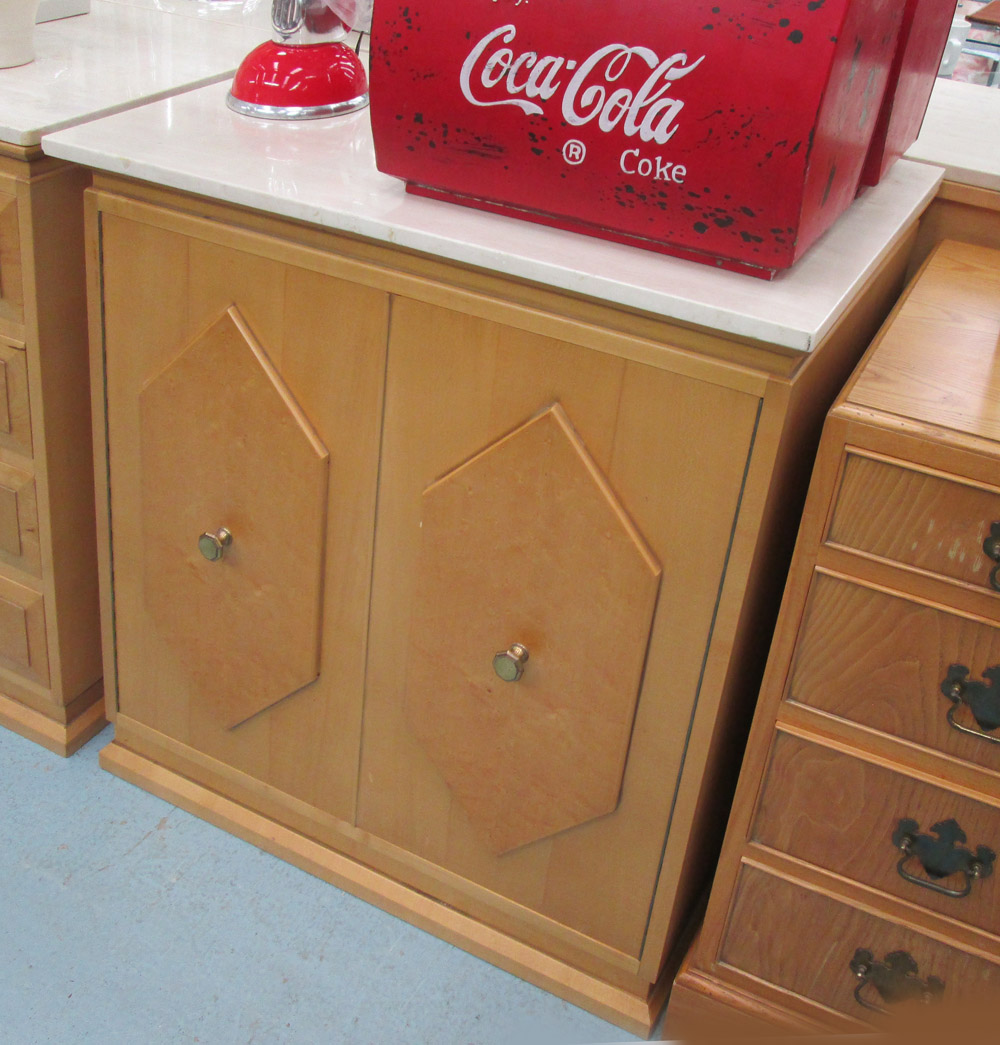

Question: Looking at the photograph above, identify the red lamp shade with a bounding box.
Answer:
[227,39,369,120]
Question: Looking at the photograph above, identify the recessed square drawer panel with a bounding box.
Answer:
[828,452,1000,598]
[0,460,39,575]
[0,184,23,332]
[789,572,1000,768]
[754,733,1000,935]
[0,337,31,457]
[0,574,48,686]
[721,865,1000,1021]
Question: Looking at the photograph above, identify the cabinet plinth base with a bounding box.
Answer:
[668,954,835,1038]
[98,737,666,1037]
[0,682,105,757]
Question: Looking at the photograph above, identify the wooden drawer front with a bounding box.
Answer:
[754,733,1000,935]
[828,453,1000,598]
[789,573,1000,768]
[721,865,1000,1021]
[0,461,40,575]
[0,574,48,685]
[0,339,31,457]
[0,186,23,331]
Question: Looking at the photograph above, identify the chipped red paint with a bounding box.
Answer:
[860,0,955,187]
[370,1,905,279]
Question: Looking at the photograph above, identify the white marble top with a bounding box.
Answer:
[905,78,1000,193]
[42,78,942,352]
[99,0,272,30]
[0,0,266,147]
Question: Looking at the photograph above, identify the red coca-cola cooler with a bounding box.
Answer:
[369,0,911,279]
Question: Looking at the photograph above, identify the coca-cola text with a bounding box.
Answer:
[460,25,705,146]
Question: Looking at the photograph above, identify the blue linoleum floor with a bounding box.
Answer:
[1,723,651,1045]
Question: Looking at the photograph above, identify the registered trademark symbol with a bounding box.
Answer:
[562,140,586,165]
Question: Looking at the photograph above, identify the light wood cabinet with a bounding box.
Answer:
[0,144,103,756]
[669,240,1000,1035]
[87,174,918,1034]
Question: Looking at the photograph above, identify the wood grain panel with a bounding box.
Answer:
[0,593,30,666]
[909,187,1000,280]
[0,338,30,457]
[668,951,832,1037]
[139,307,329,730]
[0,356,9,434]
[849,240,1000,443]
[0,574,47,685]
[100,210,387,821]
[405,404,661,854]
[0,186,23,331]
[22,160,103,705]
[360,295,760,957]
[721,865,1000,1021]
[0,481,20,556]
[789,571,1000,769]
[90,180,786,382]
[0,460,39,575]
[828,453,1000,596]
[754,733,1000,936]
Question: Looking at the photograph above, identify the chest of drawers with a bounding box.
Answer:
[669,239,1000,1032]
[0,145,102,755]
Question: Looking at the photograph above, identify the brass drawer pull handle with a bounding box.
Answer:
[849,949,945,1014]
[892,818,995,899]
[941,664,1000,745]
[198,527,233,562]
[984,522,1000,592]
[493,643,529,682]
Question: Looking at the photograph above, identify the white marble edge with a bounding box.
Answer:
[905,78,1000,194]
[0,0,266,147]
[38,77,940,353]
[42,78,943,353]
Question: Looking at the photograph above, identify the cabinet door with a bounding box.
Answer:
[99,208,387,821]
[359,297,761,964]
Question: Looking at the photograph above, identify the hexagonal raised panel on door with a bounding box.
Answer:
[140,307,329,729]
[404,404,662,855]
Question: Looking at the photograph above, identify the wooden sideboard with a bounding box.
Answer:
[0,144,103,756]
[84,172,919,1034]
[669,239,1000,1034]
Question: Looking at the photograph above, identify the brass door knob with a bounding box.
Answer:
[198,527,233,562]
[493,643,529,682]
